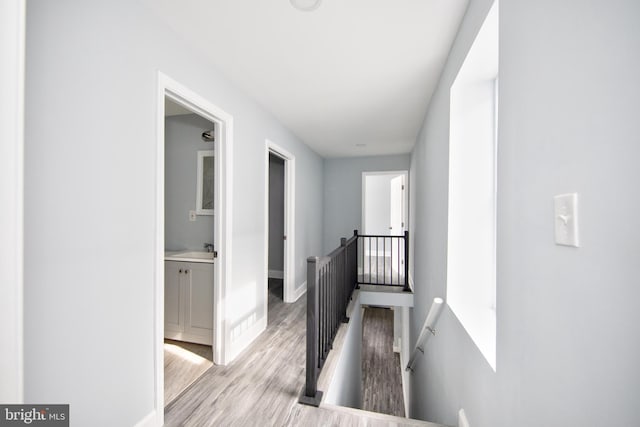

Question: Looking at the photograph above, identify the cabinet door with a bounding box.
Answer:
[164,261,184,334]
[184,262,214,339]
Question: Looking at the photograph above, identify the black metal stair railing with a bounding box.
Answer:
[299,230,358,406]
[357,231,410,291]
[299,230,410,406]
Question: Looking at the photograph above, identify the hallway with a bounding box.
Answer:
[164,291,440,426]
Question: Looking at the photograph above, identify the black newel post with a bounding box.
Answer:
[299,256,323,406]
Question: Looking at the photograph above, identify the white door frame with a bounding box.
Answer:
[0,0,25,404]
[361,170,409,236]
[264,140,296,304]
[155,72,234,423]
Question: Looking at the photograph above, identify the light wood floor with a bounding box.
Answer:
[164,289,443,427]
[362,307,405,417]
[164,339,213,405]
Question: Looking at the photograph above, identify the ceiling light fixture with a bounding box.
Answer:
[290,0,322,12]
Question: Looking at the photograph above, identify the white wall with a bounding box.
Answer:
[24,1,323,425]
[323,155,410,253]
[165,114,215,251]
[324,293,363,409]
[0,0,24,404]
[409,0,640,426]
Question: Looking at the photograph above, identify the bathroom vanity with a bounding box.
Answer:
[164,251,214,345]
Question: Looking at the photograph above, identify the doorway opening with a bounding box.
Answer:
[264,140,295,316]
[163,98,215,406]
[155,72,233,423]
[361,171,409,284]
[362,171,408,236]
[268,152,285,304]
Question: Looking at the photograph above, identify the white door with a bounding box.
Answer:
[185,262,214,340]
[164,262,183,334]
[389,175,404,235]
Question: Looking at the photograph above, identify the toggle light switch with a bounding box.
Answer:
[554,193,579,247]
[189,210,197,222]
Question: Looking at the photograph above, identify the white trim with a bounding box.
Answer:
[156,72,234,423]
[0,0,25,404]
[268,269,284,279]
[361,170,409,235]
[264,140,296,304]
[399,309,411,418]
[133,410,157,427]
[359,290,414,307]
[291,281,307,302]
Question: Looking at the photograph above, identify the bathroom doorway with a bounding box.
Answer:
[163,98,215,406]
[155,72,233,421]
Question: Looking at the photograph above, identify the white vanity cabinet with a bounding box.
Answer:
[164,260,213,345]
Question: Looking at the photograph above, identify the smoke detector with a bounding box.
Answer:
[290,0,322,12]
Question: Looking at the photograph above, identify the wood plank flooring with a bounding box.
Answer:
[361,307,405,417]
[164,289,443,427]
[164,340,213,405]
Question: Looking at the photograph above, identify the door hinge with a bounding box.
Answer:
[213,251,218,258]
[402,185,405,190]
[402,222,405,227]
[283,235,287,241]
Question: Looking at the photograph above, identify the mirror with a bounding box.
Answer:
[196,150,215,215]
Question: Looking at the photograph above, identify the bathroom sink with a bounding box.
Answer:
[165,250,214,263]
[175,251,214,260]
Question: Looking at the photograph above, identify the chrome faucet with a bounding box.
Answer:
[204,243,214,253]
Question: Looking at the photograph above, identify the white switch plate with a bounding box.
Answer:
[554,193,579,247]
[459,409,470,427]
[189,210,197,222]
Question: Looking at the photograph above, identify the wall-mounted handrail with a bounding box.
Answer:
[406,297,444,372]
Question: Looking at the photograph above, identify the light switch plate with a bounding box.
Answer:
[189,210,197,222]
[554,193,579,247]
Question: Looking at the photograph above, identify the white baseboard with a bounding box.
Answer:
[227,315,267,363]
[290,281,307,302]
[134,410,157,427]
[268,269,283,279]
[399,349,411,418]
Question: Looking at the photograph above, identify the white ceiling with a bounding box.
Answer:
[145,0,469,158]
